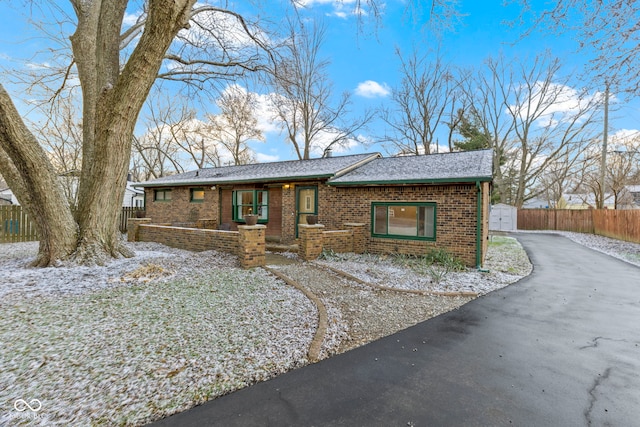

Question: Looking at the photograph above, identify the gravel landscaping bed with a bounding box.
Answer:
[269,263,474,354]
[314,235,532,296]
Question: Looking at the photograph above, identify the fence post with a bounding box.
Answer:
[237,224,266,268]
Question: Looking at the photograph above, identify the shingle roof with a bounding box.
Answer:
[328,149,493,185]
[136,150,493,188]
[136,153,381,187]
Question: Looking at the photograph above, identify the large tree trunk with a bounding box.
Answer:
[0,85,78,266]
[0,0,195,266]
[69,0,195,264]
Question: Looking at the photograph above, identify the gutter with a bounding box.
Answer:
[134,174,336,188]
[328,176,492,186]
[476,180,489,272]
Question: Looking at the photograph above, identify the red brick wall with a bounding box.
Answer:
[318,184,484,267]
[322,230,353,253]
[145,180,489,266]
[137,224,238,253]
[145,187,218,225]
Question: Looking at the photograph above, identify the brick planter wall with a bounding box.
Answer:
[127,218,152,242]
[343,223,366,254]
[238,225,266,268]
[128,223,266,269]
[135,224,238,253]
[322,230,353,253]
[298,224,325,261]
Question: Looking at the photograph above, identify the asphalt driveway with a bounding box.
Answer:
[150,233,640,426]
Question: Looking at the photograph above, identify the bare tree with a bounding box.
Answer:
[460,58,517,202]
[207,85,263,165]
[27,93,84,210]
[269,19,372,160]
[462,54,601,207]
[519,1,640,95]
[381,49,455,155]
[0,0,454,266]
[501,54,601,207]
[0,1,275,266]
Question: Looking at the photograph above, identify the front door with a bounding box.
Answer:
[295,186,317,237]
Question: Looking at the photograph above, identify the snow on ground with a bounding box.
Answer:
[1,231,637,426]
[315,235,533,295]
[0,242,316,426]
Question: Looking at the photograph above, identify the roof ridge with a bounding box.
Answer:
[196,152,381,171]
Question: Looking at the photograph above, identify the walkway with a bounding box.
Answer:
[150,233,640,426]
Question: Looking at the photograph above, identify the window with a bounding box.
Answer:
[190,188,205,202]
[371,202,436,240]
[154,189,172,202]
[232,190,268,222]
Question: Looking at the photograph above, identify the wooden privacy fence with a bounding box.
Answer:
[518,209,640,244]
[119,207,145,233]
[0,206,38,243]
[1,206,145,243]
[593,210,640,244]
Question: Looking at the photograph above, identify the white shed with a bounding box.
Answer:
[490,203,518,232]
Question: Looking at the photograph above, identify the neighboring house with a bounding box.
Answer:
[625,185,640,208]
[124,181,145,208]
[0,178,144,209]
[522,197,551,209]
[557,193,616,209]
[0,187,18,205]
[137,150,493,268]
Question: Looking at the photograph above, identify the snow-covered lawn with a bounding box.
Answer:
[0,243,315,426]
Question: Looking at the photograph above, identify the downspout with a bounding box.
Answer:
[476,181,489,272]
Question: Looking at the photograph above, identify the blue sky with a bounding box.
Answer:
[0,0,639,165]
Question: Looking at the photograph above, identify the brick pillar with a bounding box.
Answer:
[298,224,325,261]
[127,218,152,242]
[344,223,366,254]
[238,224,266,268]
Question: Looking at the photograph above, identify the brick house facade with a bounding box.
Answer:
[138,150,493,267]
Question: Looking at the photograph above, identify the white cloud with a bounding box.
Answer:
[508,82,601,128]
[122,12,141,26]
[294,0,365,19]
[610,129,640,151]
[355,80,391,98]
[255,152,280,163]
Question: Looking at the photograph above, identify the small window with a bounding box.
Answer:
[371,202,436,240]
[232,190,269,222]
[154,189,172,202]
[190,188,205,202]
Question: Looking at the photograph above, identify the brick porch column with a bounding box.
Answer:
[238,224,266,268]
[298,224,325,261]
[344,222,366,254]
[127,218,152,242]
